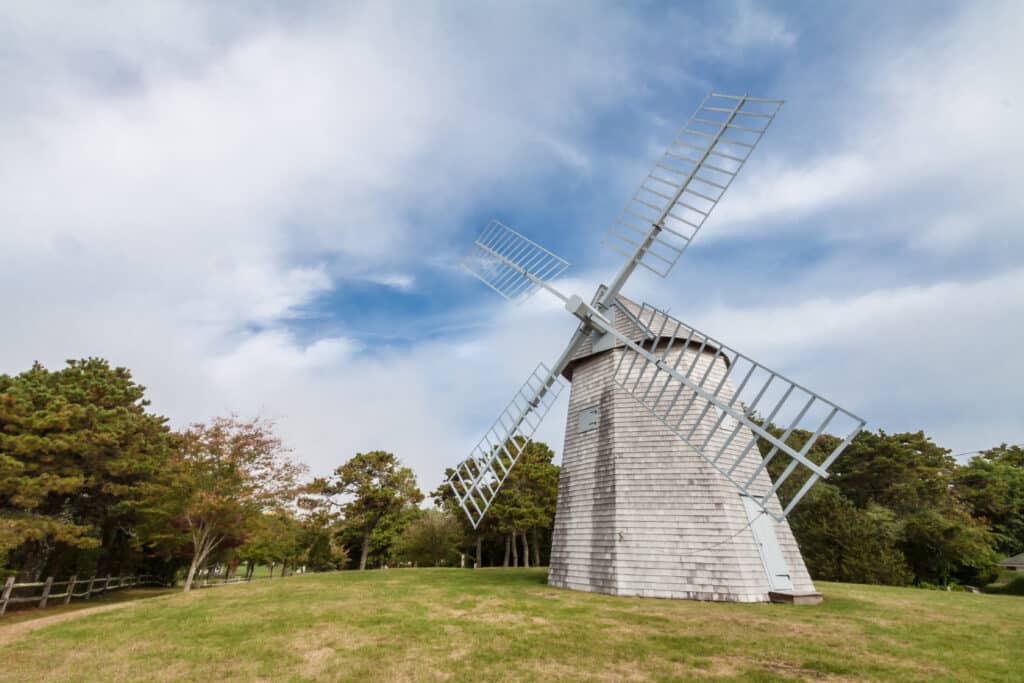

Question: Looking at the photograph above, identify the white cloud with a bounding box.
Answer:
[211,331,359,383]
[909,214,978,253]
[0,1,654,488]
[713,153,873,231]
[363,274,416,292]
[198,300,576,489]
[672,267,1024,453]
[727,0,797,50]
[712,1,1024,251]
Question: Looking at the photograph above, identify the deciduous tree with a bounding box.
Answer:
[787,483,913,585]
[432,467,497,568]
[762,426,1000,586]
[140,416,304,591]
[954,443,1024,557]
[299,509,349,572]
[397,509,463,566]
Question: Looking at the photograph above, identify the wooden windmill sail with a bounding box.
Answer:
[448,93,865,602]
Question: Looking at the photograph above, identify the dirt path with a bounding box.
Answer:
[0,601,139,646]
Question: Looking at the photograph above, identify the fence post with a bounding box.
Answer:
[103,574,112,594]
[39,576,54,608]
[0,576,14,617]
[85,575,96,600]
[64,575,77,605]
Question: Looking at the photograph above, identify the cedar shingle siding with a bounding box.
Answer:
[548,296,815,602]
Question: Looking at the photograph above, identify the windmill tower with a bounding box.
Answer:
[447,93,865,603]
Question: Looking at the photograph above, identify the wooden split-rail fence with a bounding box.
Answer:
[0,572,252,617]
[0,574,159,617]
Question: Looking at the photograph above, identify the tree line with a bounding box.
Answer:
[2,358,1019,592]
[0,359,558,590]
[432,438,559,569]
[0,359,316,590]
[763,427,1022,588]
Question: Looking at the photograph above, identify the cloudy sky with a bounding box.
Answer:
[2,1,1021,489]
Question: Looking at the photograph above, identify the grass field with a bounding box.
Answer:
[2,568,1021,682]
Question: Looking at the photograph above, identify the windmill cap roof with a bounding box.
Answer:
[562,293,720,380]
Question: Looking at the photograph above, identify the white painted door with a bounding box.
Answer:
[741,496,794,591]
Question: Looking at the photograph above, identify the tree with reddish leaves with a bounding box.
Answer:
[140,416,305,591]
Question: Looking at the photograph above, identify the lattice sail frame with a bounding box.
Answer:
[448,363,567,528]
[463,220,570,303]
[611,302,866,521]
[605,93,782,278]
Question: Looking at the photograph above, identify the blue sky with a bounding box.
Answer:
[1,1,1021,487]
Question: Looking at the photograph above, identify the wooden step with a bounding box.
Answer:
[769,590,823,605]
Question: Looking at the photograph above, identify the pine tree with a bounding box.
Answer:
[0,359,173,580]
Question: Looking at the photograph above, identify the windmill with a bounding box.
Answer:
[448,92,865,602]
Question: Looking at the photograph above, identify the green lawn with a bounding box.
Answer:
[2,568,1021,682]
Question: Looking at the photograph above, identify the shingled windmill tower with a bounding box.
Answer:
[447,93,865,602]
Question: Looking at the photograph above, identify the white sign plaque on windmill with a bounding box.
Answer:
[448,92,865,603]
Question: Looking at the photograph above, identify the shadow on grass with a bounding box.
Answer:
[445,567,550,587]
